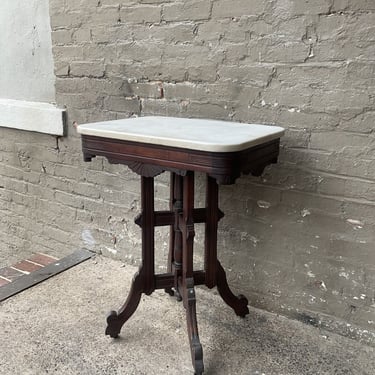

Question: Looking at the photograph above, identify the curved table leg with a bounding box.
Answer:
[216,260,249,317]
[106,176,156,338]
[184,278,204,375]
[181,172,204,375]
[105,268,144,338]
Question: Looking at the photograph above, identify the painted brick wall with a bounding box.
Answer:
[1,0,374,345]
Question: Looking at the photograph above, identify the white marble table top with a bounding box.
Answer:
[77,116,284,152]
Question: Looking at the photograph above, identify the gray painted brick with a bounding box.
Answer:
[120,5,161,23]
[51,30,73,45]
[134,24,196,44]
[122,82,164,99]
[140,0,171,3]
[50,11,86,29]
[309,132,372,152]
[54,61,70,77]
[116,42,163,63]
[70,61,105,78]
[212,0,265,18]
[72,28,92,43]
[217,65,275,87]
[90,7,120,25]
[53,46,85,61]
[103,96,141,113]
[333,0,375,11]
[163,1,211,22]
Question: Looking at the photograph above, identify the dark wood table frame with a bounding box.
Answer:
[81,134,281,374]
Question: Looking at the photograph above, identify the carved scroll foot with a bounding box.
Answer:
[164,287,174,296]
[164,287,183,301]
[191,336,204,375]
[105,310,121,338]
[184,278,204,375]
[175,288,183,302]
[216,261,249,317]
[105,269,144,338]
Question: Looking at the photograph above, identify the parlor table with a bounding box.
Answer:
[77,116,284,374]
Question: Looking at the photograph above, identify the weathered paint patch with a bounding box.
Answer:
[301,208,311,217]
[81,229,96,250]
[104,246,117,255]
[257,200,271,209]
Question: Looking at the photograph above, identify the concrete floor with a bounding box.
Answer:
[0,255,374,375]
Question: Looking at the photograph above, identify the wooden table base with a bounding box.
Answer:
[105,172,249,375]
[78,117,283,374]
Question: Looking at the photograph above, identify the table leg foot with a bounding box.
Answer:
[184,278,204,375]
[105,310,121,338]
[105,269,144,338]
[216,261,249,317]
[174,287,183,302]
[176,292,183,302]
[165,287,183,301]
[164,287,174,296]
[191,336,204,375]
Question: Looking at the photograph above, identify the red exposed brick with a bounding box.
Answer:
[0,267,24,281]
[27,253,59,266]
[0,277,10,287]
[12,260,43,274]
